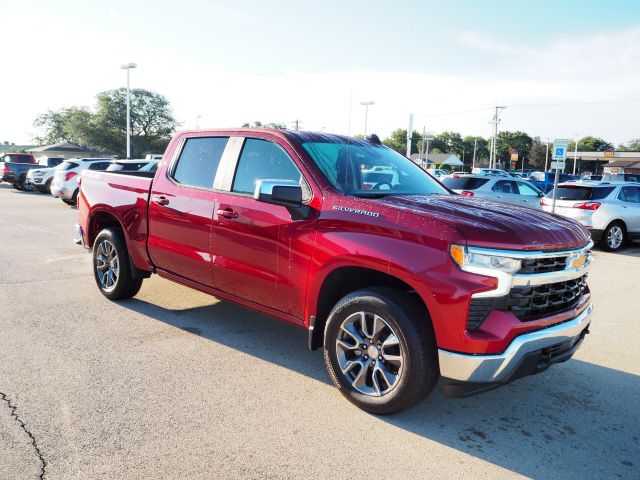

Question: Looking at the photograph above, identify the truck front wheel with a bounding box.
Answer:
[92,228,143,300]
[323,288,438,414]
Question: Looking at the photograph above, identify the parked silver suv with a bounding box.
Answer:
[542,182,640,251]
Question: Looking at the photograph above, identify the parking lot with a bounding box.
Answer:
[0,183,638,480]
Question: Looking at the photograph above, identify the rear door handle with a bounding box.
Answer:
[152,195,170,206]
[217,208,238,219]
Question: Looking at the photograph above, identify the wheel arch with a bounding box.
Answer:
[88,210,151,280]
[308,265,432,350]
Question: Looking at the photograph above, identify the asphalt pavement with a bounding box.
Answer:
[0,183,638,480]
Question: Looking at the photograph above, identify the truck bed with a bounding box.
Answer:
[78,170,154,272]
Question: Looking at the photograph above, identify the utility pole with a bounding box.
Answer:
[488,106,505,169]
[421,126,426,168]
[406,114,413,157]
[472,138,477,170]
[544,137,550,172]
[572,133,579,175]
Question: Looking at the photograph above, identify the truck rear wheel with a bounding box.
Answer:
[323,288,438,414]
[93,228,143,300]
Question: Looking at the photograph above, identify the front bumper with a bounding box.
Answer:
[439,303,592,396]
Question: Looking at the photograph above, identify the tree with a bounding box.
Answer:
[33,88,177,156]
[528,137,548,168]
[33,107,93,145]
[382,129,422,154]
[432,131,464,155]
[618,138,640,151]
[496,131,533,165]
[462,136,489,165]
[568,136,614,152]
[241,121,286,129]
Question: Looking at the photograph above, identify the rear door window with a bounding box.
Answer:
[441,177,489,190]
[492,180,517,194]
[172,137,229,189]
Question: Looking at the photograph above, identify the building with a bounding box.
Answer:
[26,142,116,159]
[570,151,640,174]
[410,153,463,169]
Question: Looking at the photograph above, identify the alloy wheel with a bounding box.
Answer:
[95,240,119,291]
[335,311,404,397]
[607,225,624,250]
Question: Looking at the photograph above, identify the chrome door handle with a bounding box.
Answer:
[217,208,238,219]
[152,195,170,206]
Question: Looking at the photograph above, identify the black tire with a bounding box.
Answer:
[13,181,22,191]
[600,221,626,252]
[43,179,52,194]
[93,228,143,300]
[323,287,438,415]
[17,175,27,190]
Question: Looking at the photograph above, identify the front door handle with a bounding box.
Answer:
[217,208,238,219]
[152,195,170,206]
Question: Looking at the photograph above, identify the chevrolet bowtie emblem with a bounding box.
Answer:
[567,253,587,269]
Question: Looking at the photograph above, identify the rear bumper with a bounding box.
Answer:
[439,303,592,396]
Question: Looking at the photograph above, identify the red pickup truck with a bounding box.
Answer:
[76,129,593,414]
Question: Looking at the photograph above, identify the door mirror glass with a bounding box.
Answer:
[254,180,303,208]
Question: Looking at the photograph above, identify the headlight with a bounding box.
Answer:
[450,244,521,274]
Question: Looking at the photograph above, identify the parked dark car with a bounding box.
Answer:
[0,153,39,190]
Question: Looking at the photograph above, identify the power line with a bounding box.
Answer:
[414,99,640,120]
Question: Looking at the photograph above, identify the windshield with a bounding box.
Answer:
[301,140,449,197]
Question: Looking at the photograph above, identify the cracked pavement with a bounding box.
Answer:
[0,184,639,479]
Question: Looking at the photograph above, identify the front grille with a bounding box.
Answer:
[519,256,568,274]
[467,275,588,330]
[510,276,587,320]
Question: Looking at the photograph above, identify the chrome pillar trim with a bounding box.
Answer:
[438,303,592,383]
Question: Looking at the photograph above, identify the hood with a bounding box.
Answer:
[378,194,590,251]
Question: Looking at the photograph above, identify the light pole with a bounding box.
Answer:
[360,101,375,137]
[120,62,137,159]
[572,133,579,175]
[544,137,550,172]
[424,136,434,169]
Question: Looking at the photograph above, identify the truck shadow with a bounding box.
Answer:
[121,297,639,479]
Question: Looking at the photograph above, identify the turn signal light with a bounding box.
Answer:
[2,165,8,175]
[460,190,474,197]
[574,202,601,210]
[65,172,77,181]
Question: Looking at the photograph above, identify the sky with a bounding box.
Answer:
[2,0,640,146]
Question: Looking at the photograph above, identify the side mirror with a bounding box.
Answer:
[538,191,544,197]
[254,180,303,208]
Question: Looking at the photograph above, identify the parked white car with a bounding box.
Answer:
[106,159,159,173]
[25,156,65,193]
[542,182,640,251]
[471,167,511,177]
[51,158,112,205]
[441,174,544,209]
